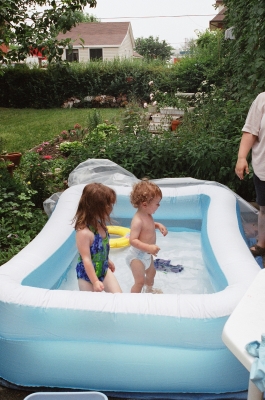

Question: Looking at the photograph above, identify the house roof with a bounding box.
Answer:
[209,6,227,29]
[57,22,133,47]
[133,51,143,58]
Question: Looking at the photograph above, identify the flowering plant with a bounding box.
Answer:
[144,80,189,110]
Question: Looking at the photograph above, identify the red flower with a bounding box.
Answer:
[42,155,52,160]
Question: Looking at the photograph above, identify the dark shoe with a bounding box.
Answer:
[250,244,265,257]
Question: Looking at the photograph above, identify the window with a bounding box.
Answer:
[90,48,103,60]
[66,49,79,62]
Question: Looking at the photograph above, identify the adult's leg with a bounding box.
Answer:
[130,259,145,293]
[251,174,265,253]
[103,269,122,293]
[254,205,265,248]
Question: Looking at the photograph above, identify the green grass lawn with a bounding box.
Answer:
[0,107,122,153]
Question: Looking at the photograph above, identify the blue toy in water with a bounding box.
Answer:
[154,258,183,273]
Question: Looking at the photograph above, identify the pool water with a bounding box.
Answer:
[59,231,215,294]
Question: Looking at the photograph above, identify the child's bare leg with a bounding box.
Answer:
[103,269,122,293]
[145,262,156,287]
[78,278,93,291]
[144,261,163,294]
[130,259,145,293]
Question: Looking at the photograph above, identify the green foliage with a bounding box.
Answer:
[176,84,255,200]
[0,0,97,65]
[74,12,100,23]
[174,30,226,92]
[119,101,149,135]
[59,140,84,155]
[0,136,6,154]
[20,152,66,207]
[146,80,190,110]
[83,123,119,145]
[0,56,220,109]
[135,36,174,61]
[0,162,48,265]
[87,108,104,131]
[224,0,265,99]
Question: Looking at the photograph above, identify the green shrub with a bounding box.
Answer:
[20,152,66,207]
[59,140,84,155]
[0,161,48,265]
[119,99,151,135]
[0,58,214,109]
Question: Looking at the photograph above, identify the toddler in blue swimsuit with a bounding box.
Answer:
[76,225,109,282]
[73,183,122,293]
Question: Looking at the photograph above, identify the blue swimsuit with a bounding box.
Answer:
[76,225,110,283]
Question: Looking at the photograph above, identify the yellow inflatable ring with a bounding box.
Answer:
[107,226,130,248]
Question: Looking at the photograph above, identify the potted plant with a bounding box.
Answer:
[4,151,22,166]
[171,118,182,131]
[6,161,15,176]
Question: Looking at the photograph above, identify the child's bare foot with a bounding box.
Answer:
[143,285,163,294]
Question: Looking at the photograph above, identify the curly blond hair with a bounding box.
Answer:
[130,180,162,208]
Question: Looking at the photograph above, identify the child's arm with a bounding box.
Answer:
[108,259,115,272]
[76,228,104,292]
[155,222,168,236]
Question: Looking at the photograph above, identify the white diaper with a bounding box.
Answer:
[126,247,152,270]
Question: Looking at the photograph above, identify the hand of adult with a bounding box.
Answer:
[235,158,249,180]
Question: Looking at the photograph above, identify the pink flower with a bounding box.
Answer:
[36,147,43,153]
[60,130,68,136]
[42,142,50,146]
[74,123,81,129]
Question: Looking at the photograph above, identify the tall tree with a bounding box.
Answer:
[135,36,174,62]
[0,0,97,64]
[74,11,100,23]
[224,0,265,100]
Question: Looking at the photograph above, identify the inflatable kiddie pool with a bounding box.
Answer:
[0,160,261,396]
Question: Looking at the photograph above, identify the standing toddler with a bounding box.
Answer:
[126,180,168,293]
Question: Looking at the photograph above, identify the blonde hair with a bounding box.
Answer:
[73,183,116,230]
[130,180,162,208]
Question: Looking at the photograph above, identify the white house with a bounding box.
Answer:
[57,22,136,62]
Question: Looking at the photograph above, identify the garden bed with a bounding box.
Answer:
[29,125,87,159]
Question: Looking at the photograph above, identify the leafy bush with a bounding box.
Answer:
[59,140,84,155]
[0,57,216,109]
[120,101,149,135]
[87,108,104,131]
[20,152,66,207]
[0,162,48,265]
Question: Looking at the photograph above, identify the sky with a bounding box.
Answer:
[84,0,217,50]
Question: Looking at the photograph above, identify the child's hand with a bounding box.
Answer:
[159,225,168,236]
[93,280,104,292]
[108,259,115,272]
[155,222,168,236]
[149,244,160,256]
